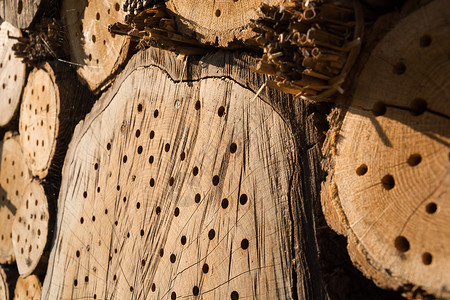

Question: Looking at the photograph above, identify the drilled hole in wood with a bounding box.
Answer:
[181,235,186,245]
[135,129,141,138]
[137,103,143,112]
[221,198,229,209]
[171,292,176,300]
[174,207,180,216]
[97,187,100,193]
[154,110,159,118]
[92,35,96,43]
[194,193,201,203]
[229,291,239,300]
[356,164,368,176]
[159,248,164,257]
[96,12,100,20]
[419,35,432,47]
[80,217,84,224]
[393,62,406,75]
[230,143,237,153]
[212,175,219,186]
[218,106,225,116]
[136,202,140,209]
[381,174,395,190]
[239,194,248,205]
[94,163,99,170]
[165,143,170,152]
[410,98,427,115]
[151,283,156,292]
[195,101,201,110]
[208,229,215,240]
[94,294,97,299]
[123,155,128,163]
[117,185,121,191]
[137,146,143,154]
[169,177,175,186]
[149,178,155,187]
[170,253,176,263]
[155,206,161,214]
[74,279,78,286]
[105,209,108,214]
[17,0,23,14]
[149,156,154,164]
[115,220,118,226]
[115,2,120,11]
[150,131,155,139]
[425,202,437,214]
[215,9,221,17]
[113,274,117,281]
[372,102,386,116]
[422,252,433,265]
[202,263,209,273]
[140,229,144,237]
[394,236,410,252]
[193,286,199,296]
[407,154,422,166]
[84,276,89,283]
[241,239,249,250]
[107,143,111,150]
[193,167,199,176]
[92,216,95,222]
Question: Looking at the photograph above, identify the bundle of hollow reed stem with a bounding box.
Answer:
[11,18,65,66]
[250,0,364,101]
[109,6,208,55]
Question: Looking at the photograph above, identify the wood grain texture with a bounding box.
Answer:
[0,21,26,127]
[321,0,450,297]
[19,62,93,179]
[0,267,7,300]
[0,133,32,264]
[166,0,283,47]
[14,275,41,300]
[0,0,42,29]
[12,181,49,278]
[42,47,328,299]
[61,0,131,92]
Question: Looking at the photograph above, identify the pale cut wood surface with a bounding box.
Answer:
[0,267,7,300]
[0,0,42,29]
[61,0,131,92]
[14,275,41,300]
[0,133,32,264]
[12,181,49,278]
[42,47,300,299]
[0,21,26,127]
[19,67,59,179]
[166,0,283,47]
[321,0,450,297]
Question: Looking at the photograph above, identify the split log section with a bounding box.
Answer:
[321,0,450,298]
[14,275,42,300]
[0,21,26,127]
[42,48,328,299]
[0,133,32,264]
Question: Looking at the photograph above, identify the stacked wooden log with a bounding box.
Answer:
[250,0,363,100]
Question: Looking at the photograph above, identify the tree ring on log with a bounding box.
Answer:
[42,48,297,299]
[0,21,27,127]
[61,0,131,92]
[322,0,450,297]
[0,266,8,300]
[166,0,283,47]
[0,0,43,29]
[12,181,49,278]
[0,133,32,264]
[14,275,42,300]
[19,66,59,179]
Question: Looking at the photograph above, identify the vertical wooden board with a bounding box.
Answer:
[42,48,297,299]
[0,133,32,264]
[0,267,8,300]
[0,21,26,127]
[61,0,131,92]
[166,0,283,47]
[12,181,49,278]
[0,0,42,29]
[323,0,450,297]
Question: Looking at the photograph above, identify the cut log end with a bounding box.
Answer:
[14,275,42,300]
[0,21,27,127]
[0,134,32,264]
[19,66,58,179]
[12,181,49,278]
[61,0,131,92]
[321,0,450,298]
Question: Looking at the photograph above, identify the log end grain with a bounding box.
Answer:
[14,275,42,300]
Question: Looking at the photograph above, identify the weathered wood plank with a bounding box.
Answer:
[42,48,329,299]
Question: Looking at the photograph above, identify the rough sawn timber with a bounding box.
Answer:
[42,48,328,299]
